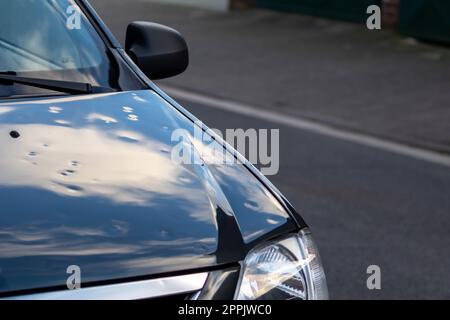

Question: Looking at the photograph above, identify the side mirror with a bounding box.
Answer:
[125,22,189,80]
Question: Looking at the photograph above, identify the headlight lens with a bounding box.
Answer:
[235,229,328,300]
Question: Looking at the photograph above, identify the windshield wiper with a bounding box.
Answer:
[0,72,115,95]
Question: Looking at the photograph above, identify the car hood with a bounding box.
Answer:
[0,90,295,294]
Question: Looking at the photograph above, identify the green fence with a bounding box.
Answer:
[398,0,450,44]
[256,0,381,23]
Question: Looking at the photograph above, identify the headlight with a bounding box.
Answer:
[235,229,328,300]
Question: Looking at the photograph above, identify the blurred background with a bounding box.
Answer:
[90,0,450,299]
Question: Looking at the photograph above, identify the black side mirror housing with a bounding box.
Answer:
[125,22,189,80]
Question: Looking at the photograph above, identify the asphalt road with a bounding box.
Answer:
[89,1,450,299]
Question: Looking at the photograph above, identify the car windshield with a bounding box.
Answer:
[0,0,138,98]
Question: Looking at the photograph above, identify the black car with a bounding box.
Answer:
[0,0,328,300]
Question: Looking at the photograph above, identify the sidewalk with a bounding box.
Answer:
[91,0,450,154]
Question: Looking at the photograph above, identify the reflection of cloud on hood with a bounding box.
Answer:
[0,124,204,208]
[0,241,141,258]
[224,164,285,215]
[0,107,15,116]
[0,226,107,242]
[0,223,142,258]
[0,225,216,259]
[86,113,118,124]
[141,237,216,247]
[115,255,216,273]
[196,136,287,219]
